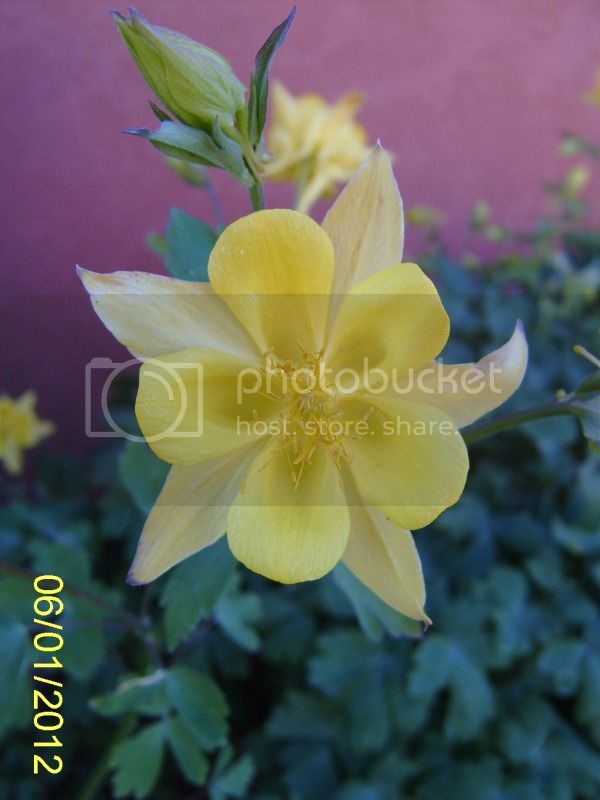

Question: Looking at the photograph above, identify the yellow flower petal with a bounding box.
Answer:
[344,488,429,622]
[135,347,276,466]
[2,440,23,475]
[266,82,318,177]
[128,445,259,584]
[208,210,334,360]
[77,268,256,361]
[322,90,364,134]
[322,145,404,306]
[403,322,529,428]
[227,440,350,583]
[326,262,449,378]
[346,397,469,530]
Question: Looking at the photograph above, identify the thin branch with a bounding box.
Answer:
[0,560,144,633]
[462,402,574,444]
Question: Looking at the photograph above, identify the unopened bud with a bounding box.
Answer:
[113,8,246,129]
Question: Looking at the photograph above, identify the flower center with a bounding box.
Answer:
[260,345,357,489]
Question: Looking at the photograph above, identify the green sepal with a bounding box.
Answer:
[125,121,254,186]
[149,100,172,122]
[247,7,296,146]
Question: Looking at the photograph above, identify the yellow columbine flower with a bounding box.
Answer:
[0,392,55,475]
[79,147,527,622]
[264,82,371,214]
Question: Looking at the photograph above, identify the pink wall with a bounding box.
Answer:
[2,0,599,450]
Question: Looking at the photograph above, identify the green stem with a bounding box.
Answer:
[249,182,265,212]
[462,402,573,444]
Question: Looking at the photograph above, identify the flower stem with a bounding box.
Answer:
[462,401,573,444]
[249,182,265,212]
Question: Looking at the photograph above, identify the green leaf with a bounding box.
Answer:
[215,577,262,651]
[166,666,228,750]
[332,564,423,641]
[248,7,296,145]
[119,441,169,515]
[408,635,494,741]
[161,538,236,651]
[166,716,209,785]
[498,697,553,765]
[146,232,168,258]
[308,631,395,753]
[28,541,108,679]
[210,747,255,800]
[282,744,337,800]
[0,576,35,624]
[473,567,532,668]
[30,540,91,586]
[91,671,169,717]
[0,620,31,734]
[261,593,315,665]
[537,639,586,696]
[111,722,166,799]
[164,208,218,281]
[576,653,600,745]
[267,690,342,741]
[552,517,600,556]
[61,605,105,679]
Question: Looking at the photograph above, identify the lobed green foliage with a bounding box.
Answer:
[1,190,599,798]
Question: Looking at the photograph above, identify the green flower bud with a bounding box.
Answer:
[113,8,246,129]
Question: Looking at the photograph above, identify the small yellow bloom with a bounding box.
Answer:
[0,392,55,475]
[80,147,527,622]
[406,206,445,229]
[562,165,590,199]
[583,68,600,107]
[264,82,371,213]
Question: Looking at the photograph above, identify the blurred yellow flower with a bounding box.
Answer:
[80,147,528,623]
[406,206,445,229]
[0,392,55,475]
[583,68,600,107]
[562,165,590,199]
[264,82,371,213]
